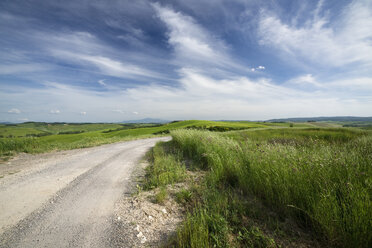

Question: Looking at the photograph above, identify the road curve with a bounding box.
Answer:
[0,137,170,248]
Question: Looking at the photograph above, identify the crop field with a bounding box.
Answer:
[145,126,371,248]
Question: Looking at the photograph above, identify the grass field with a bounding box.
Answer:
[144,127,371,248]
[0,120,280,159]
[0,122,137,137]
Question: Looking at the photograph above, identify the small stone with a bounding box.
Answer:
[117,216,121,220]
[141,236,147,244]
[137,231,143,238]
[162,208,167,214]
[135,225,140,232]
[148,215,153,220]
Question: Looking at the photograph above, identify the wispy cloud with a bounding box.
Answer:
[258,0,372,68]
[50,109,61,114]
[251,66,265,72]
[46,32,167,80]
[98,80,106,86]
[152,3,246,75]
[285,74,323,89]
[1,13,168,82]
[8,108,21,114]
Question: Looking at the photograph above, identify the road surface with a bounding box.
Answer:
[0,137,170,247]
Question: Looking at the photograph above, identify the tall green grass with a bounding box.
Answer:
[170,128,371,247]
[144,142,186,189]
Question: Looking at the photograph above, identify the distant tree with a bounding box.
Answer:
[289,123,294,127]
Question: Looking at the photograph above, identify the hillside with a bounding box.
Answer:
[267,116,372,122]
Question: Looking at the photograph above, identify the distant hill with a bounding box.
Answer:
[267,116,372,122]
[122,118,169,124]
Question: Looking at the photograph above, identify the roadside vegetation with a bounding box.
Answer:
[145,127,371,247]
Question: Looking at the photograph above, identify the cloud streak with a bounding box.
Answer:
[152,3,246,76]
[8,108,21,114]
[258,0,372,68]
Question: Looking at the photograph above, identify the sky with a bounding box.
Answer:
[0,0,371,122]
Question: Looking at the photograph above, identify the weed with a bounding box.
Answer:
[175,189,193,204]
[144,142,186,189]
[237,227,277,248]
[155,187,168,205]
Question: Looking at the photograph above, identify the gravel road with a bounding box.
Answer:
[0,137,170,248]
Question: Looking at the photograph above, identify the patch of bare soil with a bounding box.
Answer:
[112,162,191,247]
[113,187,184,247]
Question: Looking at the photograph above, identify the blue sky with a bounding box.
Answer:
[1,0,371,122]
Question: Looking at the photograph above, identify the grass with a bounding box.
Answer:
[0,122,125,137]
[155,187,169,205]
[175,189,193,204]
[155,127,372,247]
[144,141,186,189]
[0,120,283,159]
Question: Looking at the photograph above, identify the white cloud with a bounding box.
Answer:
[78,54,163,79]
[250,66,265,72]
[133,111,139,115]
[80,111,87,115]
[98,80,106,86]
[327,77,372,92]
[1,72,371,121]
[50,109,60,114]
[152,3,244,73]
[153,3,217,59]
[50,49,164,80]
[6,30,168,81]
[8,108,21,114]
[258,0,372,68]
[285,74,323,88]
[123,69,372,119]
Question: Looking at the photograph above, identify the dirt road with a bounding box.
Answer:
[0,137,170,248]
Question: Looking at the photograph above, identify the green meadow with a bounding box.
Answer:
[0,120,277,159]
[145,126,371,248]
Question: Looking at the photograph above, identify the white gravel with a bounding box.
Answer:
[0,137,170,248]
